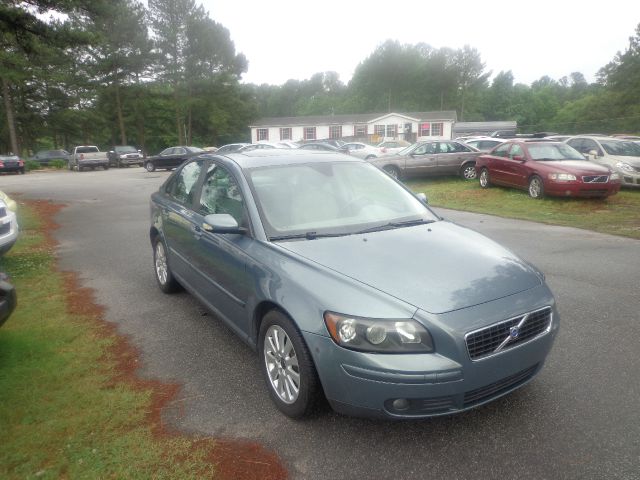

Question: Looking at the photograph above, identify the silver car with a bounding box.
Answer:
[370,140,481,180]
[150,150,558,419]
[566,135,640,188]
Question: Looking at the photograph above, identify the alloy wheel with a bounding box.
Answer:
[263,325,300,404]
[155,241,168,285]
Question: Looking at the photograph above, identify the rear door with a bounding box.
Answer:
[160,159,206,279]
[486,142,513,184]
[436,141,477,175]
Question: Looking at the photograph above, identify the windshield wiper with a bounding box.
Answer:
[269,231,351,241]
[355,218,436,235]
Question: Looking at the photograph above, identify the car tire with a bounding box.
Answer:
[479,168,491,188]
[259,309,320,419]
[528,175,544,199]
[19,168,25,175]
[460,163,477,180]
[104,164,109,170]
[153,236,182,293]
[145,161,156,172]
[383,165,401,180]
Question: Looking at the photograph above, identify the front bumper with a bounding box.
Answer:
[0,213,19,255]
[545,181,621,197]
[304,285,559,419]
[117,156,143,165]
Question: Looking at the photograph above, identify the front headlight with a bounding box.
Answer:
[324,312,434,353]
[610,172,621,181]
[615,162,634,172]
[548,173,576,182]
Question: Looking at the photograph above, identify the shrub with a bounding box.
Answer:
[49,159,67,169]
[24,160,41,171]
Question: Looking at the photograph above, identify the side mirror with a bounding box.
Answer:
[588,149,599,158]
[202,214,246,234]
[416,192,428,204]
[513,155,525,162]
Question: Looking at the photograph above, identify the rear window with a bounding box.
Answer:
[76,147,99,154]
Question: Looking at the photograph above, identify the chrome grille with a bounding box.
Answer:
[582,175,609,183]
[0,222,10,235]
[465,307,552,361]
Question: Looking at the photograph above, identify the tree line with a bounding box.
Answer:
[1,1,639,157]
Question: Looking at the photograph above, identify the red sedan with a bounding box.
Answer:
[475,140,622,199]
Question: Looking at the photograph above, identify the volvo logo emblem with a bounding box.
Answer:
[509,326,520,338]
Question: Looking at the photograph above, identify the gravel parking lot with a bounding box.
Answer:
[2,168,639,480]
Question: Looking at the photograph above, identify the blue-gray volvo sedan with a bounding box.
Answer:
[150,149,559,419]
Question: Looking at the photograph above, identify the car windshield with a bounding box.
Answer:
[114,146,137,153]
[528,143,585,161]
[247,161,438,239]
[185,146,204,153]
[600,140,640,157]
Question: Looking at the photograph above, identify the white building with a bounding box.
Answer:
[249,111,458,144]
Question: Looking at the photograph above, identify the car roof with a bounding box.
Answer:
[218,148,359,169]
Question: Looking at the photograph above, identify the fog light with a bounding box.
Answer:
[366,325,387,345]
[392,398,410,411]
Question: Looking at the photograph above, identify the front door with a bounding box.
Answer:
[404,142,438,177]
[189,162,253,337]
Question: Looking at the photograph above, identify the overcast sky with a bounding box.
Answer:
[199,0,639,87]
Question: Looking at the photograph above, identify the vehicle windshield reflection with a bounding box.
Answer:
[247,161,438,240]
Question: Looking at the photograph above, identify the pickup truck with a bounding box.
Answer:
[107,145,145,168]
[68,146,109,171]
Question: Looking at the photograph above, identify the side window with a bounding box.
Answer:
[199,164,247,226]
[438,143,451,153]
[167,160,203,205]
[510,144,524,158]
[493,143,511,158]
[175,148,186,155]
[568,139,586,153]
[583,140,602,155]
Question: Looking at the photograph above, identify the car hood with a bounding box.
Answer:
[606,155,640,166]
[277,221,542,314]
[541,160,611,174]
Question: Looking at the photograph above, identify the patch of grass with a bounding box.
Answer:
[48,159,67,169]
[0,204,216,479]
[406,177,640,239]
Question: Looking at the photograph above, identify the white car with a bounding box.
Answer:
[566,135,640,188]
[339,142,382,159]
[462,137,507,152]
[376,140,411,155]
[0,199,19,255]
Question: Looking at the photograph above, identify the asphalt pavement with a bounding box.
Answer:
[3,168,639,480]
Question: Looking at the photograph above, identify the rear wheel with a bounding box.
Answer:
[259,310,320,418]
[153,236,182,293]
[145,161,156,172]
[528,175,544,199]
[479,168,491,188]
[103,164,109,170]
[383,165,401,180]
[460,163,477,180]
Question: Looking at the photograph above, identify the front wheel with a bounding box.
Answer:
[479,167,491,188]
[103,164,109,170]
[528,175,544,199]
[259,310,320,419]
[145,161,156,172]
[153,236,182,293]
[460,163,477,180]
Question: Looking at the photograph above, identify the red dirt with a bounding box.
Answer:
[27,199,288,480]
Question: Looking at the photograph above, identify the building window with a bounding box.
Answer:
[386,124,397,137]
[431,123,443,136]
[279,128,292,140]
[257,128,269,141]
[329,125,342,139]
[374,125,385,137]
[354,124,367,137]
[419,123,431,137]
[303,127,316,140]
